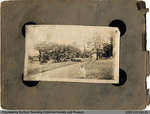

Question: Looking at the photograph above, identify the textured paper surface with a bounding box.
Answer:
[1,0,149,109]
[24,25,120,83]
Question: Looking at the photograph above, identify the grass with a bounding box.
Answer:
[80,58,113,80]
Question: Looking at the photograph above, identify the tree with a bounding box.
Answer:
[34,43,55,64]
[86,32,112,60]
[102,43,113,58]
[34,43,84,63]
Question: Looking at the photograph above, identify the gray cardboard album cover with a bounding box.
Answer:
[1,0,150,109]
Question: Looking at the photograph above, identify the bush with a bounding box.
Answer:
[102,44,113,58]
[35,43,85,63]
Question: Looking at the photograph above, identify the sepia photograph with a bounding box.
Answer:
[24,25,120,83]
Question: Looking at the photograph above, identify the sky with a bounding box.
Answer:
[26,25,116,56]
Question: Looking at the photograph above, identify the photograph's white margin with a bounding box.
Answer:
[23,25,30,80]
[113,28,120,84]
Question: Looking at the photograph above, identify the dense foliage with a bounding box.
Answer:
[34,43,91,63]
[32,42,112,64]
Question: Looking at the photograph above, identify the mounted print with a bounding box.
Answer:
[24,25,120,83]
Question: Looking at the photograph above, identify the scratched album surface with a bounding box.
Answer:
[1,0,149,110]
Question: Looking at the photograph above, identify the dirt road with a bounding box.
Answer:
[29,62,86,80]
[28,59,113,81]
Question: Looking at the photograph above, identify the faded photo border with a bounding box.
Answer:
[24,25,120,84]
